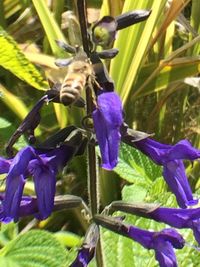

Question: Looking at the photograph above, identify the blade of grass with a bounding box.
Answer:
[32,0,67,57]
[149,0,191,49]
[0,84,29,120]
[132,34,200,99]
[133,56,200,98]
[110,0,167,105]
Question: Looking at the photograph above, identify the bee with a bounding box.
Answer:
[60,54,94,106]
[55,42,95,106]
[54,40,119,107]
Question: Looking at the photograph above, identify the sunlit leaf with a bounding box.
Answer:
[0,26,47,90]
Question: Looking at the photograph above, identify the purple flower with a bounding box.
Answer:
[147,206,200,245]
[0,195,38,223]
[92,92,123,170]
[70,224,99,267]
[94,215,184,267]
[0,145,76,222]
[133,139,200,208]
[128,228,184,267]
[111,201,200,245]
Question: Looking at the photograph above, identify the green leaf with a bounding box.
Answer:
[0,257,19,267]
[0,26,48,90]
[0,118,11,129]
[122,184,147,202]
[54,231,82,248]
[0,230,67,267]
[113,143,162,185]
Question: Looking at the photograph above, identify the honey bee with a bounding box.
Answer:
[54,40,119,107]
[60,55,94,106]
[55,42,95,106]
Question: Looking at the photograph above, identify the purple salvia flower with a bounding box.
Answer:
[92,92,123,170]
[133,139,200,208]
[0,145,76,222]
[147,206,200,245]
[111,201,200,245]
[70,224,99,267]
[127,227,184,267]
[0,195,38,223]
[94,215,184,267]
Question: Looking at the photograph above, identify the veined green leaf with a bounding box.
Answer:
[113,143,162,185]
[0,26,47,90]
[0,230,67,267]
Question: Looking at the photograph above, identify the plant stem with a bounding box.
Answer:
[77,0,99,217]
[77,1,103,266]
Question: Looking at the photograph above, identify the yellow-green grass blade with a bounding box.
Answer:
[0,26,47,90]
[110,0,167,105]
[32,0,67,57]
[53,103,68,129]
[0,84,42,137]
[0,84,28,120]
[132,56,200,99]
[150,0,191,49]
[190,0,200,55]
[132,34,200,99]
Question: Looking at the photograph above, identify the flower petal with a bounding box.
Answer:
[70,224,99,267]
[166,140,200,161]
[93,92,123,170]
[31,163,56,220]
[163,161,197,208]
[154,240,178,267]
[0,157,11,174]
[3,174,25,222]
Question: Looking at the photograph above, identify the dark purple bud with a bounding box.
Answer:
[97,48,119,59]
[121,123,153,145]
[6,95,49,157]
[55,58,73,67]
[55,40,76,54]
[90,52,114,92]
[116,10,151,30]
[111,201,160,216]
[92,16,117,47]
[70,224,99,267]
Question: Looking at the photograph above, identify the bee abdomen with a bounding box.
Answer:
[60,75,86,106]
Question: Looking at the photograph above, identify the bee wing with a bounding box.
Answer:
[55,58,73,67]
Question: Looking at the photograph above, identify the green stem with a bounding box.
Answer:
[76,1,103,266]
